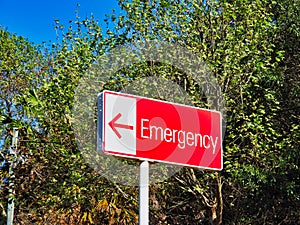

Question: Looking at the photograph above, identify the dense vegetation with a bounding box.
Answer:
[1,0,299,224]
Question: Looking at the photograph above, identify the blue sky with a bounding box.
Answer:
[0,0,120,44]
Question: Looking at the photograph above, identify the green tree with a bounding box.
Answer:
[0,28,47,224]
[0,28,45,144]
[2,0,299,224]
[106,0,299,223]
[12,17,139,224]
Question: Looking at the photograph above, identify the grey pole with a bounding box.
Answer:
[139,161,149,225]
[7,128,18,225]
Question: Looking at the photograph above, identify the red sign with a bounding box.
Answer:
[97,90,222,170]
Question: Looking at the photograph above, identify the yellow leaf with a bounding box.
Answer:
[81,212,87,222]
[88,213,94,224]
[97,199,108,212]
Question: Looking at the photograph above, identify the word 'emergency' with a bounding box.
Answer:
[141,119,219,154]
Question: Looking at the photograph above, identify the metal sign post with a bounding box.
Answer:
[7,128,18,225]
[139,161,149,225]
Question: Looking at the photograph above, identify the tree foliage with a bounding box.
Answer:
[0,0,299,224]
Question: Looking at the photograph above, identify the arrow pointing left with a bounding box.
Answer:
[108,113,134,138]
